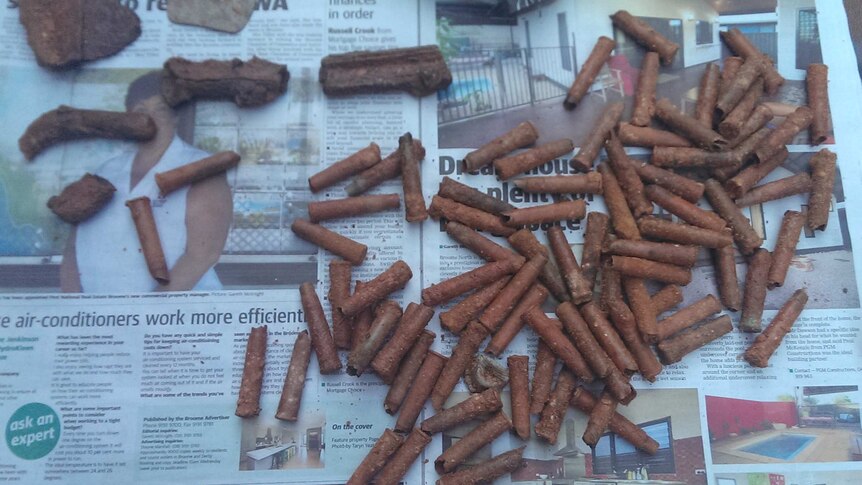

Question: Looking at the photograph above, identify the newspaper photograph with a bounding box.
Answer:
[1,0,862,484]
[705,386,861,464]
[436,0,834,150]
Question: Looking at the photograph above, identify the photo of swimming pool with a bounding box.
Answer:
[739,434,817,460]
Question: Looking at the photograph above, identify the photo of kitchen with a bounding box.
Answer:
[706,386,862,464]
[238,410,326,471]
[436,0,829,149]
[444,388,706,484]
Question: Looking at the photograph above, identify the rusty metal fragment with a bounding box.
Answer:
[47,174,116,224]
[19,0,141,69]
[319,45,452,97]
[168,0,256,34]
[162,57,289,108]
[19,106,156,161]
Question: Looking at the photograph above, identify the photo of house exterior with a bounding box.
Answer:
[451,388,707,485]
[706,386,862,464]
[437,0,827,149]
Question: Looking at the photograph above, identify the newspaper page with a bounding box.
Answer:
[0,1,426,484]
[423,0,862,484]
[0,0,861,485]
